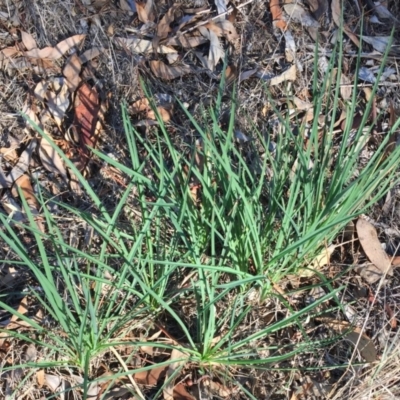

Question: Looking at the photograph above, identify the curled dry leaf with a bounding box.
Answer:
[63,53,82,92]
[356,218,393,283]
[257,64,297,86]
[155,4,181,45]
[150,60,192,80]
[46,78,70,127]
[199,26,224,70]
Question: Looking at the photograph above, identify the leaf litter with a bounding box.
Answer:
[1,0,400,399]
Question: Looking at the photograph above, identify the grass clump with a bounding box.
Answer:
[0,39,399,399]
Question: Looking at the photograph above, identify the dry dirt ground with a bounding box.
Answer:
[1,0,400,399]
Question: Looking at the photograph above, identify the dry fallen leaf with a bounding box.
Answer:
[155,4,181,47]
[73,82,101,167]
[115,36,177,54]
[167,35,207,48]
[147,105,173,122]
[150,60,192,80]
[356,218,393,283]
[63,53,82,92]
[340,73,352,101]
[304,0,328,20]
[135,0,154,23]
[46,78,70,127]
[14,174,45,233]
[270,0,287,29]
[79,47,103,64]
[24,34,86,60]
[199,26,225,70]
[205,20,239,43]
[317,317,377,363]
[5,140,37,187]
[257,64,297,86]
[331,0,360,47]
[361,36,393,54]
[163,349,188,400]
[173,383,196,400]
[21,31,37,51]
[39,138,69,182]
[134,365,166,385]
[36,370,45,388]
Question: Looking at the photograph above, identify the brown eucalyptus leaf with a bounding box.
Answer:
[24,34,86,60]
[73,82,100,164]
[156,4,181,41]
[39,138,68,182]
[173,383,196,400]
[14,174,39,210]
[283,3,319,27]
[331,0,360,47]
[270,0,287,29]
[134,365,166,385]
[46,78,70,127]
[63,53,82,92]
[199,26,224,70]
[205,20,239,43]
[340,73,352,100]
[79,47,103,64]
[6,140,37,186]
[14,174,45,232]
[304,0,328,20]
[21,31,37,51]
[163,349,188,400]
[115,36,177,54]
[150,60,192,80]
[361,36,393,54]
[134,0,154,23]
[356,218,393,283]
[166,35,207,48]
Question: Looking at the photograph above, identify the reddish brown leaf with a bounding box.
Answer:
[385,303,397,329]
[73,82,100,167]
[270,0,287,29]
[173,383,196,400]
[133,365,166,385]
